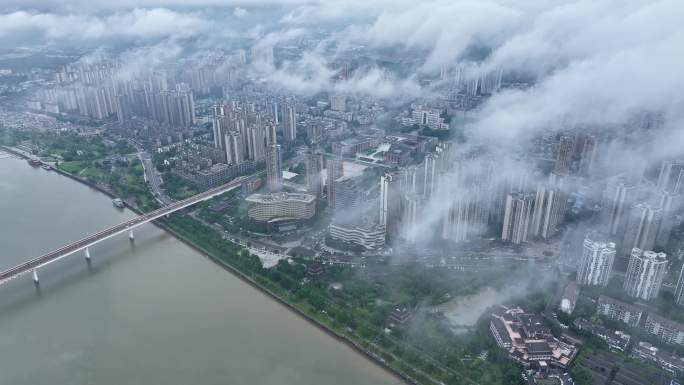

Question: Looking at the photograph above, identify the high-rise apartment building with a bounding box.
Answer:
[623,249,668,301]
[577,134,597,176]
[326,158,344,209]
[305,152,323,196]
[655,191,680,248]
[247,125,268,162]
[601,178,638,236]
[211,104,268,165]
[330,94,347,112]
[272,101,279,124]
[402,194,420,243]
[577,235,616,286]
[267,123,277,145]
[283,105,297,142]
[250,45,274,67]
[621,203,663,256]
[379,173,392,227]
[224,131,243,165]
[211,104,228,149]
[657,160,684,194]
[266,144,282,191]
[554,135,575,175]
[379,172,402,235]
[423,153,438,197]
[674,264,684,307]
[146,86,195,128]
[530,174,566,240]
[333,176,361,217]
[441,183,490,243]
[501,192,534,245]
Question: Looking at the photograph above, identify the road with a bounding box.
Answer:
[138,151,170,205]
[129,140,171,205]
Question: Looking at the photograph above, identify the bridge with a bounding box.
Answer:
[0,177,246,286]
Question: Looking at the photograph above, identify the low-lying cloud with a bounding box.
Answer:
[0,8,209,41]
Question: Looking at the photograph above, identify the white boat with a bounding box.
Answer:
[112,198,125,209]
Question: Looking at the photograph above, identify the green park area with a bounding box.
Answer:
[1,129,158,211]
[159,210,541,385]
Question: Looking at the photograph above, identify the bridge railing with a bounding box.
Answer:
[0,179,243,282]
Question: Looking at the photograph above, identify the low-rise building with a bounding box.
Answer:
[401,106,449,130]
[332,136,381,156]
[246,192,316,222]
[559,281,580,314]
[387,307,411,327]
[240,175,263,196]
[383,142,413,165]
[644,313,684,346]
[573,318,631,351]
[175,161,255,189]
[631,341,684,377]
[597,295,645,327]
[305,263,324,278]
[489,305,578,370]
[490,316,513,349]
[194,163,235,189]
[328,222,386,250]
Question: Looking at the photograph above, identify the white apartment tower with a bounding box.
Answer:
[623,249,668,301]
[379,173,392,227]
[674,264,684,307]
[577,235,616,286]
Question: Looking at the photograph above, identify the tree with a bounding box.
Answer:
[571,367,593,385]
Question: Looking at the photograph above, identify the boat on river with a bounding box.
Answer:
[112,198,125,209]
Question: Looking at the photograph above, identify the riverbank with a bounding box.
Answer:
[2,145,155,212]
[2,145,413,385]
[2,146,118,199]
[161,222,417,385]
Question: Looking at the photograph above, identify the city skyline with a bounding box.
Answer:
[1,1,684,384]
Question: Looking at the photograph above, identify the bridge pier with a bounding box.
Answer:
[0,183,241,287]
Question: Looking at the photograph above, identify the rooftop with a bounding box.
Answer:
[246,192,316,204]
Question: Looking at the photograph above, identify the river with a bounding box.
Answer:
[0,154,400,385]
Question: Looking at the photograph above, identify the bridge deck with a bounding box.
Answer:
[0,179,243,284]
